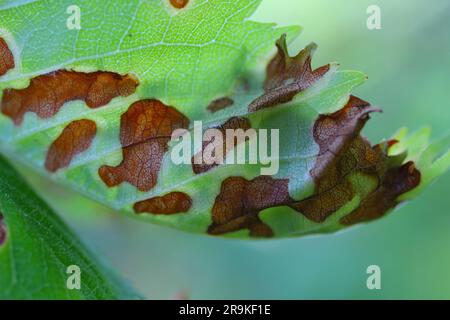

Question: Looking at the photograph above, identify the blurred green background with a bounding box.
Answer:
[16,0,450,299]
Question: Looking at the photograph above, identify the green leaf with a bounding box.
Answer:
[0,155,140,299]
[0,0,448,239]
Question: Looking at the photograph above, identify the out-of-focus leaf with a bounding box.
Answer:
[0,155,140,299]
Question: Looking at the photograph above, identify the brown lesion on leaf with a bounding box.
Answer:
[340,161,420,225]
[208,176,293,237]
[1,70,138,125]
[0,37,14,77]
[291,96,421,224]
[45,119,97,172]
[207,97,234,113]
[208,96,421,237]
[169,0,189,9]
[0,212,6,246]
[248,34,330,112]
[133,192,192,215]
[290,96,380,222]
[99,99,190,192]
[192,117,251,174]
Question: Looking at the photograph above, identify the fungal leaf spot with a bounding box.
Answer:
[0,37,14,77]
[208,176,292,237]
[207,97,234,113]
[1,70,138,125]
[45,119,97,172]
[169,0,189,9]
[134,192,192,215]
[249,34,330,112]
[192,117,251,174]
[208,97,422,237]
[99,99,190,192]
[340,161,420,225]
[291,96,421,224]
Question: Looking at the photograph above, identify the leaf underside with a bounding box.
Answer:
[0,0,448,239]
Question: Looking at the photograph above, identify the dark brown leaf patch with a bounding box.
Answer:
[207,97,234,113]
[0,213,6,246]
[248,34,330,112]
[290,96,380,222]
[0,37,14,76]
[340,161,420,225]
[291,96,421,224]
[170,0,189,9]
[208,176,292,237]
[192,117,251,174]
[1,70,138,125]
[45,119,97,172]
[208,96,421,237]
[99,99,189,192]
[134,192,192,215]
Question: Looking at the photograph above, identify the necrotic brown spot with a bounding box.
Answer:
[291,96,421,224]
[45,119,97,172]
[208,176,293,237]
[207,97,234,113]
[290,96,380,222]
[340,161,420,225]
[0,213,6,246]
[99,99,189,192]
[134,192,192,215]
[192,117,251,174]
[1,70,138,125]
[0,38,14,76]
[208,96,422,237]
[249,34,330,112]
[170,0,189,9]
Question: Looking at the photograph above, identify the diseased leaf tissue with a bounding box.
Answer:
[0,0,448,238]
[1,70,138,125]
[0,38,14,76]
